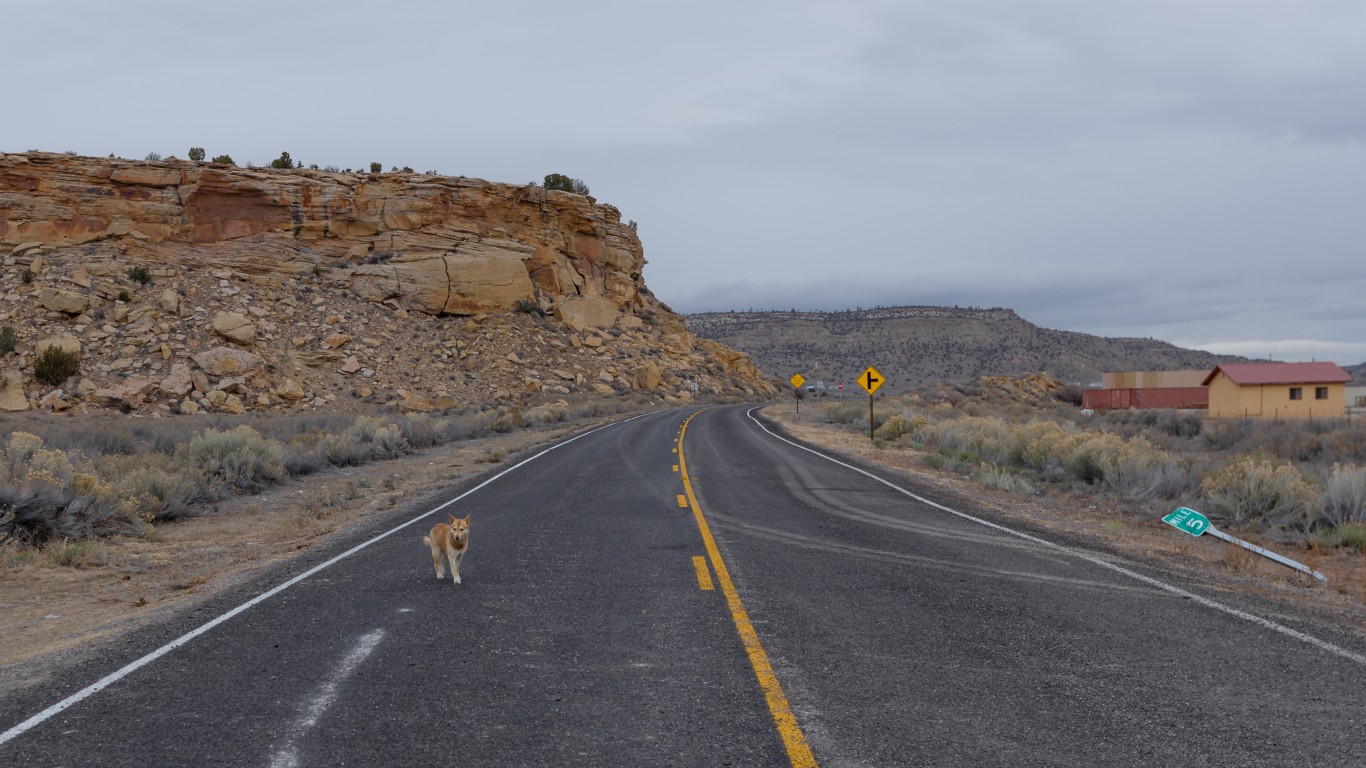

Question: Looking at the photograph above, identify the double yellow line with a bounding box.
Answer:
[678,411,818,768]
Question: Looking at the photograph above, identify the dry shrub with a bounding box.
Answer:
[1014,420,1081,473]
[127,466,200,521]
[1201,458,1316,529]
[911,416,1014,465]
[348,417,411,460]
[0,432,149,544]
[1318,463,1366,528]
[874,412,927,442]
[179,426,286,494]
[46,538,107,567]
[975,466,1038,495]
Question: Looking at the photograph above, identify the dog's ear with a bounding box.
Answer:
[448,514,458,523]
[463,513,471,523]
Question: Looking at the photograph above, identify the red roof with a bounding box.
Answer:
[1202,362,1351,386]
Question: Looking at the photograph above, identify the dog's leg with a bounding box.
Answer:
[447,545,462,584]
[427,536,445,579]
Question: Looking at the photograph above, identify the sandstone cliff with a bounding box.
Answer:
[0,153,773,414]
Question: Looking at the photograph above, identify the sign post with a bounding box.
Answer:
[857,365,884,441]
[790,373,806,415]
[1163,506,1327,584]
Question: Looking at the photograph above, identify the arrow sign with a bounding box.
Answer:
[857,366,884,395]
[1162,506,1211,537]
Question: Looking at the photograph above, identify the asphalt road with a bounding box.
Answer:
[3,405,1365,767]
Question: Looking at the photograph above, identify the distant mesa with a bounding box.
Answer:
[686,306,1249,388]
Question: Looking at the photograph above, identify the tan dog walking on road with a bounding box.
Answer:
[424,513,471,585]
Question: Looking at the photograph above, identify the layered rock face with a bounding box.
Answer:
[0,153,647,318]
[0,153,774,414]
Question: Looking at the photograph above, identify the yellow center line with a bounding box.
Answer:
[692,556,715,591]
[679,411,818,768]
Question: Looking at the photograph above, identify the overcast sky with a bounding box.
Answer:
[7,1,1365,364]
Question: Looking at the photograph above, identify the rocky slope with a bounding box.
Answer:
[0,152,773,414]
[687,306,1247,389]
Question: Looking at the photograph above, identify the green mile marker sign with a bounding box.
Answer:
[1163,506,1212,537]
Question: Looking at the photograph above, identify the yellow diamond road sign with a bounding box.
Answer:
[790,373,806,389]
[857,366,885,395]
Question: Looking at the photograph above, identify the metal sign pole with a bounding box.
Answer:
[1206,527,1327,584]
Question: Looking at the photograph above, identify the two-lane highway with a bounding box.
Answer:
[3,405,1365,766]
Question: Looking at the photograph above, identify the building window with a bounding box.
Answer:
[1289,387,1303,400]
[1316,387,1328,400]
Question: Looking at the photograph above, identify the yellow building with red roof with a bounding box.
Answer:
[1202,362,1351,419]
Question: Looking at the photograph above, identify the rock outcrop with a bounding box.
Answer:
[0,152,775,414]
[0,152,650,321]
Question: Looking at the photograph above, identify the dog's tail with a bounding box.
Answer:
[422,535,431,546]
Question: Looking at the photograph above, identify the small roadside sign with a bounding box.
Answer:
[857,366,884,395]
[790,373,806,389]
[837,381,844,391]
[816,380,825,390]
[1163,506,1211,537]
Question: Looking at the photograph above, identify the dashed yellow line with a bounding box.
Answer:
[692,556,715,591]
[677,494,688,508]
[679,411,818,768]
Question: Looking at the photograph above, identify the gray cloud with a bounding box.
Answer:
[6,1,1364,364]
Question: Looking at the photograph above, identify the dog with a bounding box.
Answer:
[424,513,471,585]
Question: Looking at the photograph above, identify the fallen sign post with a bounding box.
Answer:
[857,365,884,441]
[1162,506,1327,584]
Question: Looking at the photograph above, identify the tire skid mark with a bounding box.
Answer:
[706,510,1169,599]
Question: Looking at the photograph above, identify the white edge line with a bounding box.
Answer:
[0,412,657,746]
[745,407,1366,666]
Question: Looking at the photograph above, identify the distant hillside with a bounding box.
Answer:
[686,306,1248,389]
[1345,362,1366,385]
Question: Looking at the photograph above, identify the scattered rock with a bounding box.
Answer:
[273,378,306,401]
[321,332,352,349]
[159,289,182,314]
[632,363,662,390]
[39,288,89,314]
[36,332,81,359]
[159,363,194,398]
[211,312,257,344]
[0,370,30,412]
[192,346,264,378]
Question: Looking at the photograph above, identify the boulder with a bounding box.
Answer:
[0,370,29,412]
[39,288,89,314]
[321,332,352,349]
[632,363,663,390]
[273,378,306,401]
[192,346,264,378]
[159,363,194,398]
[159,289,182,314]
[211,311,257,344]
[555,296,617,332]
[36,332,81,359]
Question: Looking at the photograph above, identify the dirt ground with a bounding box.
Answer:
[762,404,1366,633]
[0,422,590,698]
